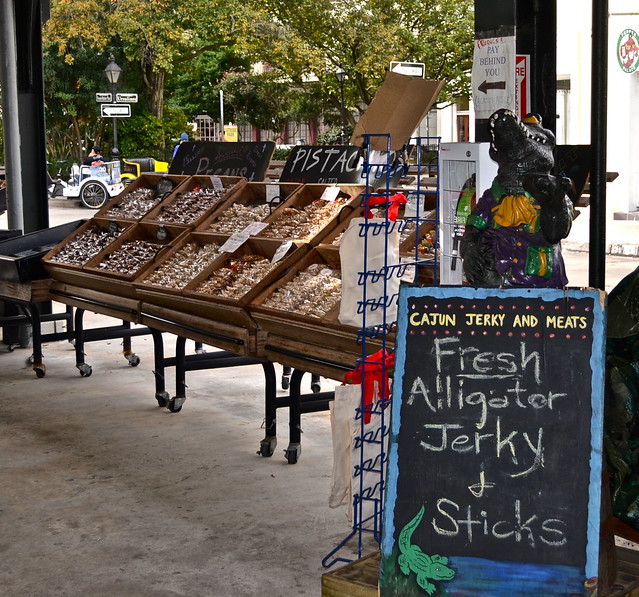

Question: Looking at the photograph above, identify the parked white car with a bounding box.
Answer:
[63,160,124,209]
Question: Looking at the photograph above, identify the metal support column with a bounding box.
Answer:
[589,0,608,290]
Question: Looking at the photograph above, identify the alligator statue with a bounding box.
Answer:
[460,109,574,287]
[397,505,456,595]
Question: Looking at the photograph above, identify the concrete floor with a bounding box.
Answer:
[1,201,639,596]
[0,311,373,596]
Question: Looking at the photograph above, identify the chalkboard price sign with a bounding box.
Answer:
[381,286,605,597]
[169,141,275,181]
[279,145,362,184]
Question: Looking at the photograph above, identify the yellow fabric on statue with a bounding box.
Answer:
[491,194,540,230]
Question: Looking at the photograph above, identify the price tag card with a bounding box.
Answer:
[266,184,281,203]
[271,240,293,263]
[403,194,418,218]
[219,232,249,253]
[319,186,340,202]
[209,176,224,191]
[242,221,269,236]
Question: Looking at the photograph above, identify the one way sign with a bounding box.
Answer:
[100,104,131,118]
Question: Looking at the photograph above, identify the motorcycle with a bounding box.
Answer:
[47,160,69,201]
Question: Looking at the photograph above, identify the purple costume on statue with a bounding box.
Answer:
[467,182,568,287]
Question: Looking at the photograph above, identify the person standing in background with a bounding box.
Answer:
[172,133,189,159]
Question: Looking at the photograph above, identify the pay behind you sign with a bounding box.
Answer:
[381,286,605,596]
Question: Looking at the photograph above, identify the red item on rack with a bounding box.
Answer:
[364,193,407,221]
[343,349,394,424]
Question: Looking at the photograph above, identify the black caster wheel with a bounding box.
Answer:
[34,365,46,378]
[285,444,301,465]
[167,396,185,413]
[311,382,321,393]
[77,363,92,377]
[258,437,277,457]
[156,391,170,407]
[281,376,290,390]
[125,353,140,367]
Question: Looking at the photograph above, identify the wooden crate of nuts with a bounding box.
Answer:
[252,183,364,246]
[249,245,390,361]
[142,175,246,230]
[176,237,307,328]
[78,222,189,298]
[96,174,190,222]
[195,181,302,235]
[42,218,134,288]
[133,231,229,311]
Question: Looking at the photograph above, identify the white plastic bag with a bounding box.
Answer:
[338,217,400,328]
[329,382,389,522]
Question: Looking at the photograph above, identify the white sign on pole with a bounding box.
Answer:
[471,36,516,119]
[116,93,138,103]
[96,92,113,102]
[389,61,425,78]
[100,104,131,118]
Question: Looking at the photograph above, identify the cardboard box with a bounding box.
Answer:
[351,71,443,151]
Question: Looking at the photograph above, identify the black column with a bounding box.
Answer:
[14,0,49,233]
[515,0,557,133]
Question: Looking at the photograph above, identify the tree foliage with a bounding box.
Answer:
[218,70,327,141]
[40,0,474,154]
[236,0,474,122]
[166,49,251,121]
[44,0,237,119]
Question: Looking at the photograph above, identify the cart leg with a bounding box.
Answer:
[151,328,169,407]
[285,369,304,464]
[281,365,291,390]
[311,373,321,393]
[73,308,92,377]
[167,336,187,413]
[258,361,277,457]
[23,304,45,378]
[121,322,141,366]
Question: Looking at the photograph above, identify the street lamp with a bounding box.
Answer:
[335,67,347,145]
[104,54,122,159]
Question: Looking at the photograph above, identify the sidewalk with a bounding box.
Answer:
[565,206,639,257]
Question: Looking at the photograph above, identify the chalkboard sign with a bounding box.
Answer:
[169,141,275,181]
[381,286,605,597]
[279,145,362,184]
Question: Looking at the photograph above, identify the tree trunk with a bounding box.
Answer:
[146,65,165,120]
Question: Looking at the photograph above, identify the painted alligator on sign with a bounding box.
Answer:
[398,505,456,595]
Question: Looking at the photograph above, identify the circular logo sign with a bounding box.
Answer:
[617,28,639,73]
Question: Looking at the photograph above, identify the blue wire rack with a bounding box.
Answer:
[322,134,441,568]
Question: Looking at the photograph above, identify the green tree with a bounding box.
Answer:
[44,0,238,120]
[166,49,251,121]
[237,0,474,125]
[217,70,326,141]
[43,46,112,161]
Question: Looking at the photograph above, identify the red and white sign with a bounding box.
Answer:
[515,54,530,119]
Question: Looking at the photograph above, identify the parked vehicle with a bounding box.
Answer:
[121,157,169,185]
[63,160,124,209]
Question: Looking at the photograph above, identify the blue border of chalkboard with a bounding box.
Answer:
[381,285,606,596]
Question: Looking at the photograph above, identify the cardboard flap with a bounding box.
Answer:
[351,72,444,151]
